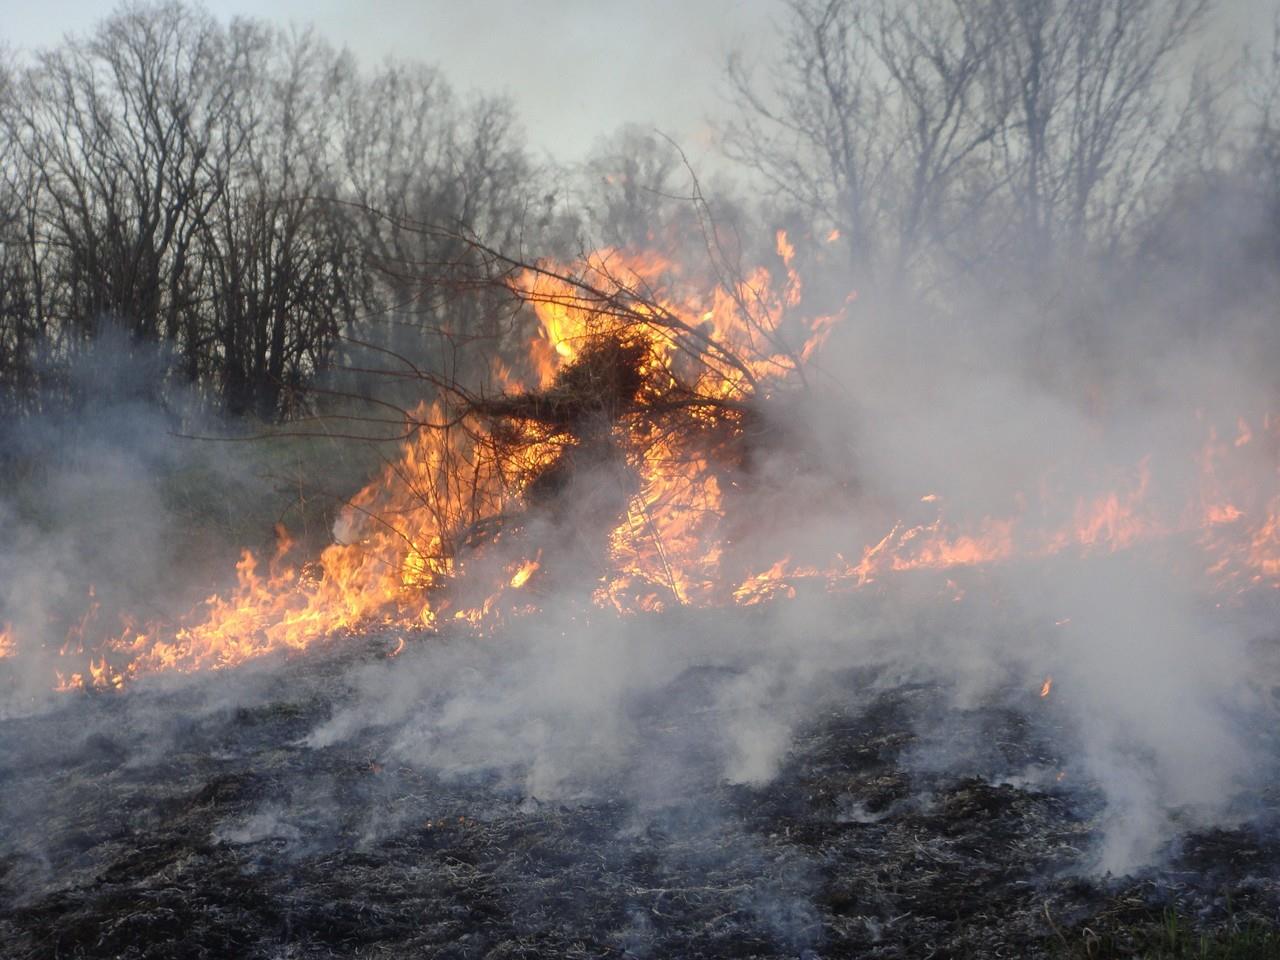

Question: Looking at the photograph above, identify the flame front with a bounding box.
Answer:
[6,235,1280,692]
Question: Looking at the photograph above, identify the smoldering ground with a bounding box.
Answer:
[0,328,1278,958]
[2,589,1278,958]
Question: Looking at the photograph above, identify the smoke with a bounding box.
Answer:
[1001,551,1257,871]
[288,178,1280,880]
[762,215,1280,871]
[4,175,1278,892]
[0,329,289,714]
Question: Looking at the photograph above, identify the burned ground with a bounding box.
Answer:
[1,620,1278,960]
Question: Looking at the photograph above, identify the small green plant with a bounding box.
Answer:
[1052,905,1280,959]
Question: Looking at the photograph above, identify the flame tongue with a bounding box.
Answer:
[510,556,540,590]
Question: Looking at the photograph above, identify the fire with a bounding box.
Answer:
[733,558,802,605]
[509,556,540,590]
[1204,504,1243,525]
[1040,676,1053,698]
[1235,418,1253,447]
[5,233,1280,694]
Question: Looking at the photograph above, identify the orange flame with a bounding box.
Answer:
[5,238,1280,693]
[509,556,541,590]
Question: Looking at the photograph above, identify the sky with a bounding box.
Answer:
[0,0,1272,164]
[0,0,780,164]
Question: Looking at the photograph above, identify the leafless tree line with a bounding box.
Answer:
[0,2,541,421]
[2,0,1280,427]
[724,0,1280,302]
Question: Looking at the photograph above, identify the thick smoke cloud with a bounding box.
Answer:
[286,176,1280,878]
[2,205,1275,884]
[3,0,1280,889]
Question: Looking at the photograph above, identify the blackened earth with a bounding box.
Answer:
[1,622,1278,959]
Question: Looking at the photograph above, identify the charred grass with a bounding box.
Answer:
[0,635,1278,959]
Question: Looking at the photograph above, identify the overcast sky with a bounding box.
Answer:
[0,0,1273,164]
[0,0,781,164]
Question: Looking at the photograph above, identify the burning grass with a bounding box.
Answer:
[2,225,1280,703]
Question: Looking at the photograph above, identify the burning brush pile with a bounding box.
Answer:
[4,230,842,690]
[4,231,1280,957]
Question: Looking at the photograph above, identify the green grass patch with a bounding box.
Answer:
[1054,908,1280,959]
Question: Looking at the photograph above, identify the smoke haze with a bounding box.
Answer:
[3,0,1280,901]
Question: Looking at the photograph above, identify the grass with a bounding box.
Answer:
[1055,907,1280,959]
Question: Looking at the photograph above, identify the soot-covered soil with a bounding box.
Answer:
[1,622,1278,960]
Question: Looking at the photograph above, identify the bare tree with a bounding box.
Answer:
[725,0,890,277]
[724,0,1007,287]
[1245,11,1280,183]
[335,60,542,391]
[869,0,1010,280]
[579,125,691,251]
[8,3,243,356]
[0,53,45,413]
[0,3,546,422]
[203,26,365,418]
[985,0,1211,268]
[724,0,1213,293]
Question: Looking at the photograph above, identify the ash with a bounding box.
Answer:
[1,620,1278,960]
